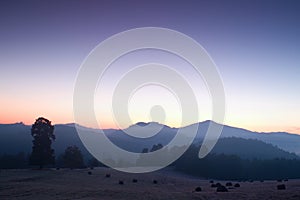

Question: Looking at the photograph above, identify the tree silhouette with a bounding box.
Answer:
[150,143,163,152]
[62,145,85,169]
[142,148,149,153]
[29,117,55,169]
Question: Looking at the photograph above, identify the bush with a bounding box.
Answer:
[62,146,85,169]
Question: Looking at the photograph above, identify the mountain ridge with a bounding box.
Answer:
[1,120,300,157]
[3,120,299,136]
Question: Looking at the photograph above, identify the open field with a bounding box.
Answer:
[1,167,300,200]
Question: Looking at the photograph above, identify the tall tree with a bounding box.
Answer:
[29,117,55,169]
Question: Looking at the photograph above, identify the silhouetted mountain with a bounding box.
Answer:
[0,123,31,155]
[106,122,176,152]
[182,120,300,155]
[1,121,300,162]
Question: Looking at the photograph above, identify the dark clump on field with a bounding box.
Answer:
[194,186,202,192]
[277,184,286,190]
[132,179,138,183]
[217,185,228,192]
[105,174,111,178]
[216,182,222,187]
[119,180,124,185]
[88,171,92,175]
[153,180,158,184]
[226,182,232,186]
[234,183,240,187]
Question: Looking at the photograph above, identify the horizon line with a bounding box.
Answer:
[2,120,300,136]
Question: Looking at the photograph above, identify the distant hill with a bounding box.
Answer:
[106,122,177,152]
[183,120,300,155]
[0,121,300,161]
[208,137,298,160]
[0,123,32,155]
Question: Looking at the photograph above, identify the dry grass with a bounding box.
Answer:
[1,167,300,200]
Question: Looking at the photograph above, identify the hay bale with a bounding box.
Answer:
[277,184,286,190]
[216,183,222,187]
[132,179,138,183]
[194,187,202,192]
[216,185,228,192]
[234,183,240,188]
[226,182,232,186]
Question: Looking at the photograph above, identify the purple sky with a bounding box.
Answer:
[0,0,299,133]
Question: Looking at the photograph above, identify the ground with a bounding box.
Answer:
[1,167,300,200]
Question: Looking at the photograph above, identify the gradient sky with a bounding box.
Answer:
[0,0,299,133]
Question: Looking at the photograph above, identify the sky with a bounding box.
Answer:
[0,0,299,133]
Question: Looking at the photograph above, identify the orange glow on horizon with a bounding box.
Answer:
[1,116,300,135]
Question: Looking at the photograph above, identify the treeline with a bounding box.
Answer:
[0,146,103,169]
[175,145,300,180]
[210,137,298,160]
[0,152,29,169]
